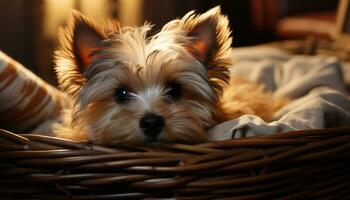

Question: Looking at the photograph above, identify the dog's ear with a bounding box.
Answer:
[162,6,232,66]
[55,10,106,96]
[71,11,105,69]
[162,6,232,94]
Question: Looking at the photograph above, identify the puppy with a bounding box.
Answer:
[53,6,286,145]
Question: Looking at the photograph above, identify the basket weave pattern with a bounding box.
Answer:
[1,127,350,199]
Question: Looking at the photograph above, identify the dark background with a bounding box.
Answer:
[0,0,339,85]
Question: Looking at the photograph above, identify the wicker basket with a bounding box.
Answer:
[1,127,350,200]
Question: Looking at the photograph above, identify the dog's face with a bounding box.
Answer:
[55,7,232,145]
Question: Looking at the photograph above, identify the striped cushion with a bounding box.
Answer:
[0,51,70,133]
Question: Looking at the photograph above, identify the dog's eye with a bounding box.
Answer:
[166,83,182,100]
[115,87,132,104]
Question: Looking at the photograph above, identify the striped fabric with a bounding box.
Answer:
[0,51,71,133]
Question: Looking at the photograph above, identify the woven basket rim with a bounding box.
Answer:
[1,126,350,199]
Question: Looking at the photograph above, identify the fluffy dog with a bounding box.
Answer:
[53,7,287,145]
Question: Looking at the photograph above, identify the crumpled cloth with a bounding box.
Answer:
[209,47,350,140]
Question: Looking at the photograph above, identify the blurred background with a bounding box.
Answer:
[0,0,343,85]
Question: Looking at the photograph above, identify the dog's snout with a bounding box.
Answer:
[139,114,165,137]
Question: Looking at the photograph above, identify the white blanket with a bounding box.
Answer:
[209,47,350,141]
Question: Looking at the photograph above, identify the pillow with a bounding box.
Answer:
[0,51,70,133]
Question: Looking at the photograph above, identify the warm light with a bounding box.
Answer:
[43,0,143,39]
[119,0,143,26]
[44,0,75,38]
[79,0,111,21]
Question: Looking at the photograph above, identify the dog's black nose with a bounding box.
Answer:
[139,114,165,137]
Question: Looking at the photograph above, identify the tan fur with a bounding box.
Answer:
[53,7,288,145]
[218,76,289,122]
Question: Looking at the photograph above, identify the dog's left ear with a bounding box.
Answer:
[162,6,232,65]
[162,6,232,93]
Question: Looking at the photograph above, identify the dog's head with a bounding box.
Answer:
[55,6,232,145]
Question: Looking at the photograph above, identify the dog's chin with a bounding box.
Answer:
[97,127,208,146]
[143,136,160,144]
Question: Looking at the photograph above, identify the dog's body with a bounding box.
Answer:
[53,7,287,145]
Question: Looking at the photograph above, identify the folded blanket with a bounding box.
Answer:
[210,47,350,140]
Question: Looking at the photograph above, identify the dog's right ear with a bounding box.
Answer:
[55,10,106,96]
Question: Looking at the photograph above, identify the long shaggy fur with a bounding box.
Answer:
[53,7,287,145]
